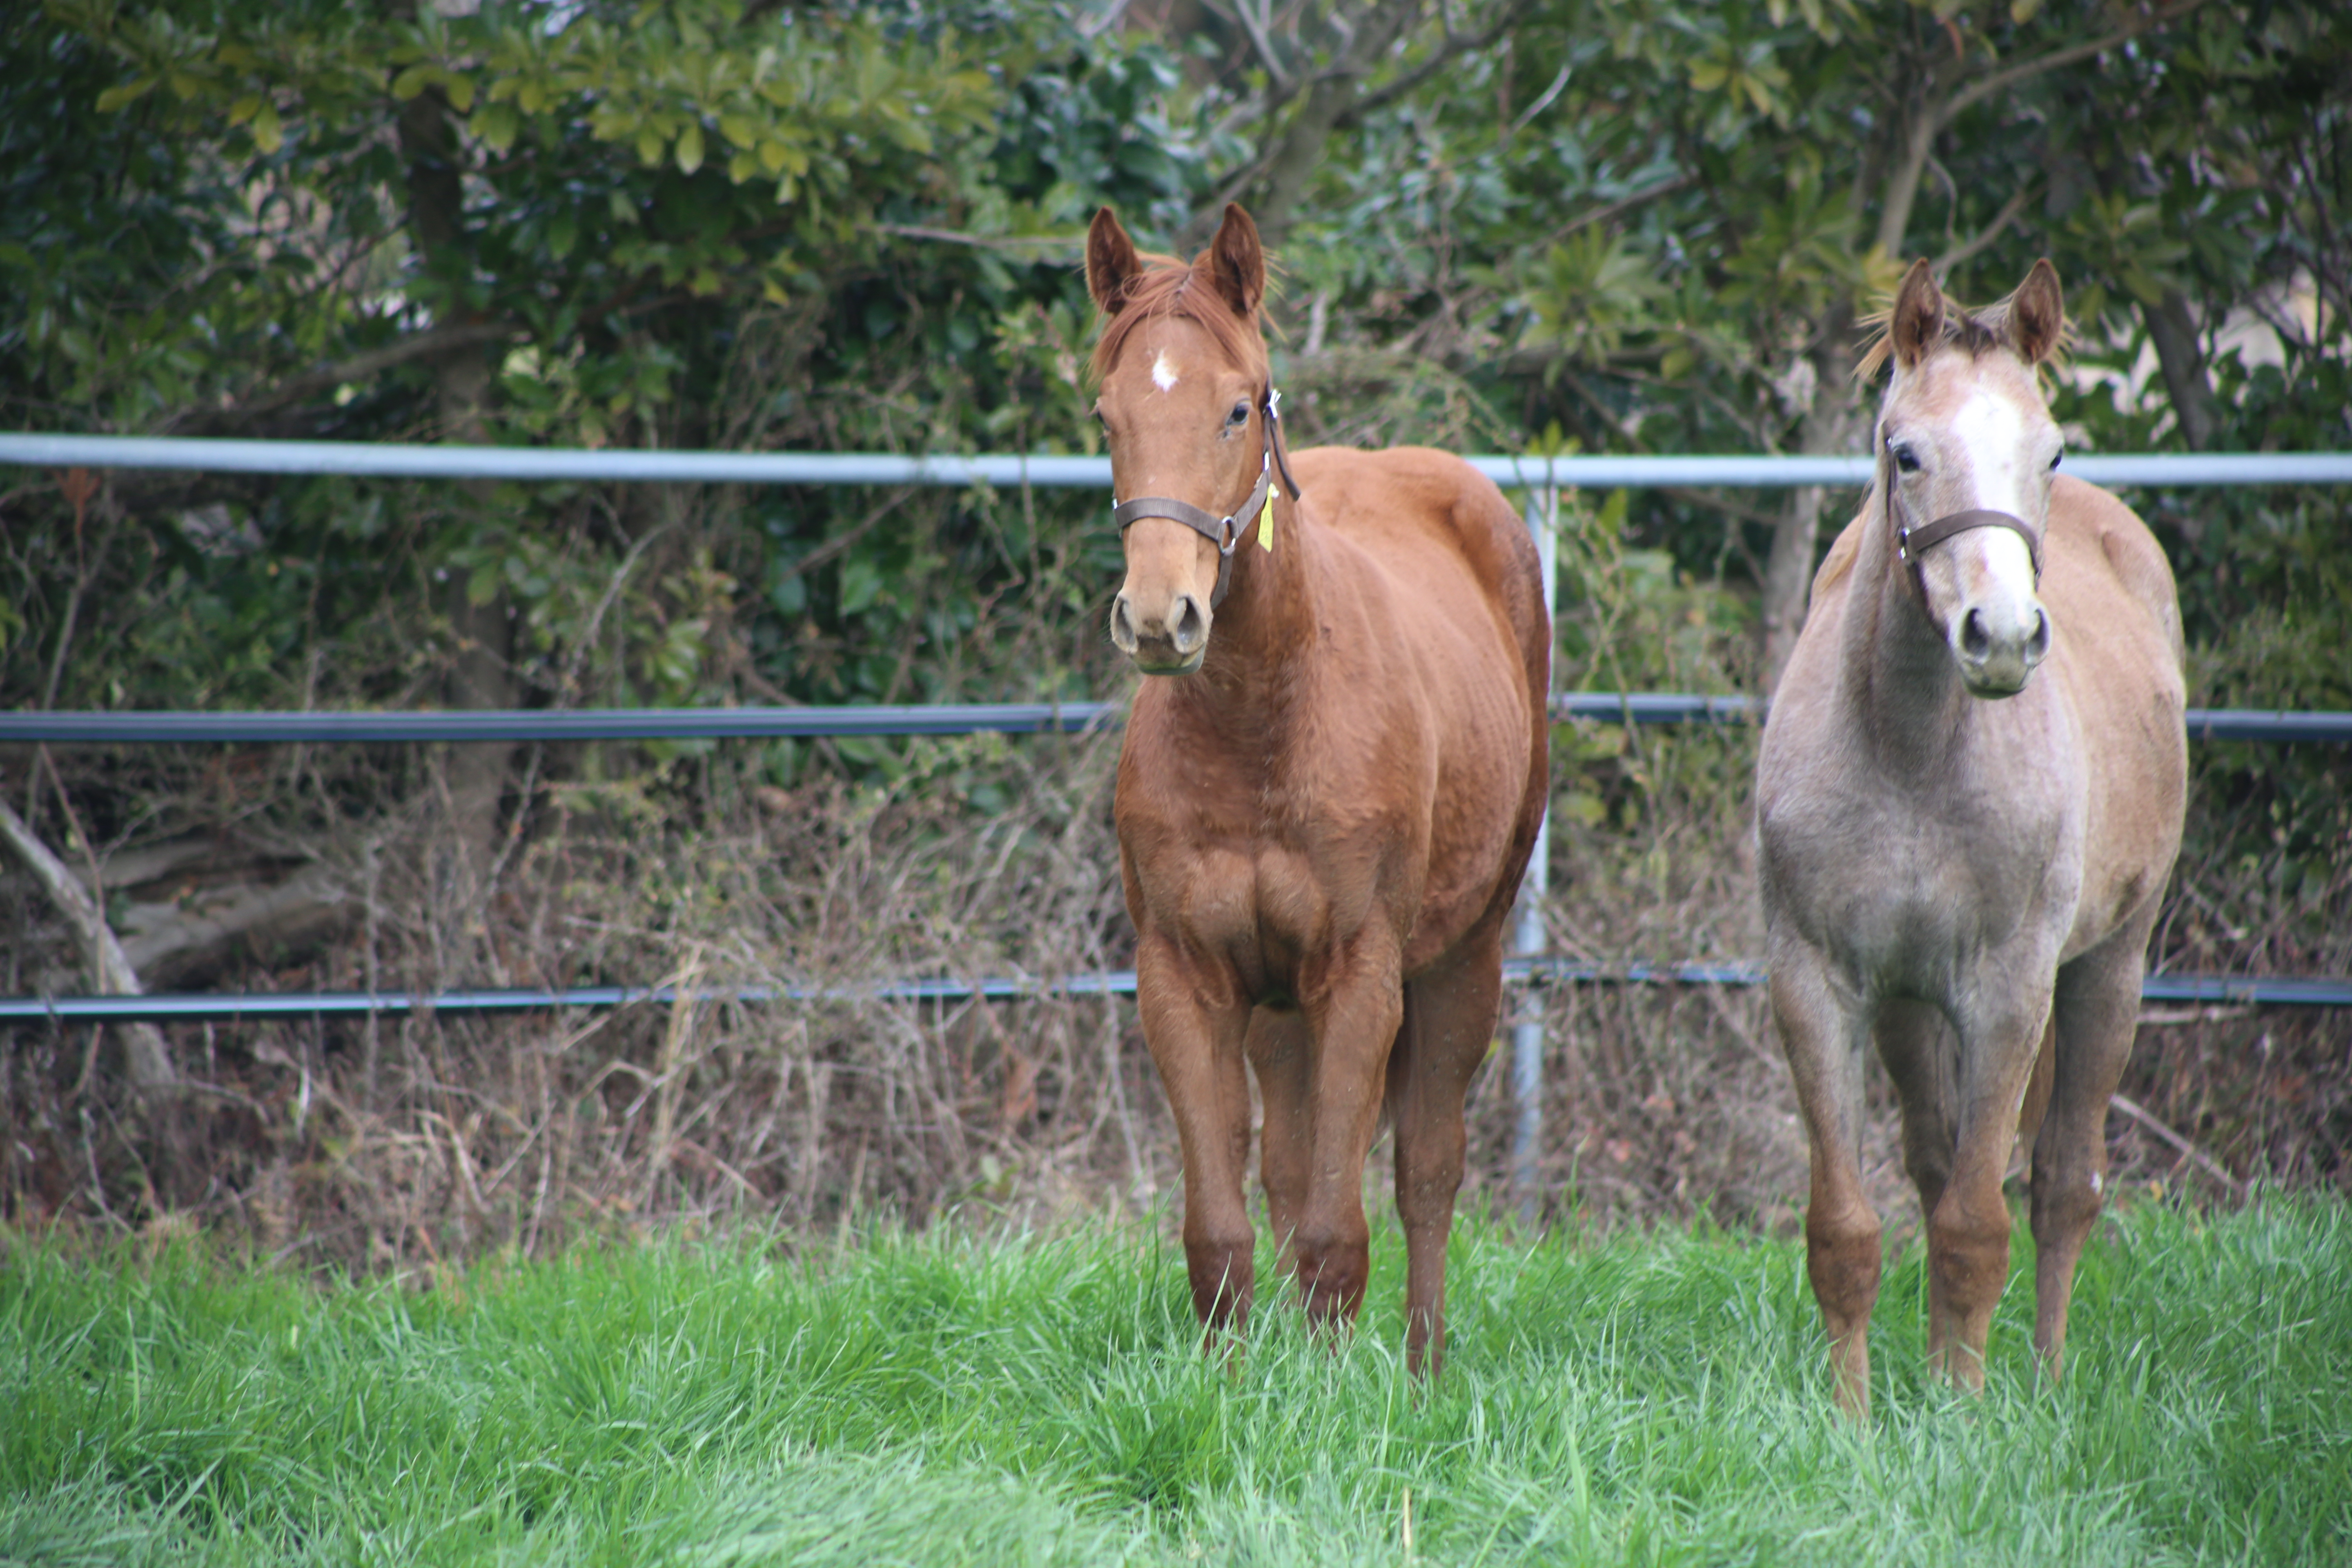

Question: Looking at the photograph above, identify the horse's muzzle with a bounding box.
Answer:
[1953,601,2050,697]
[1111,590,1209,674]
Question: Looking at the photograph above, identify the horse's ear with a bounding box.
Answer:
[2009,258,2065,364]
[1203,203,1266,321]
[1087,207,1142,316]
[1890,258,1944,370]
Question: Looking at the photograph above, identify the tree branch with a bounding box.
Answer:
[2108,1090,2247,1200]
[1200,0,1295,89]
[1934,180,2038,274]
[225,319,520,421]
[1936,0,2212,131]
[0,795,174,1091]
[1537,173,1697,248]
[1334,0,1533,129]
[1508,59,1575,137]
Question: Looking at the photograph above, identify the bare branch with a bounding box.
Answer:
[1336,0,1532,129]
[0,795,175,1091]
[1509,60,1574,137]
[873,224,1082,255]
[1536,173,1697,248]
[1936,0,2212,132]
[1200,0,1295,89]
[2109,1091,2247,1200]
[1935,180,2038,274]
[223,318,520,422]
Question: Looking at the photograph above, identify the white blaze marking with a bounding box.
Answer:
[1151,350,1179,392]
[1950,386,2032,517]
[1948,386,2040,606]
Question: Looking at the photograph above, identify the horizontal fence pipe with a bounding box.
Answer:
[6,434,2350,490]
[0,702,1120,745]
[6,698,2345,745]
[7,968,2350,1025]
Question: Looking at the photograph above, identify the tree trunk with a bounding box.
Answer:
[1757,40,1956,697]
[2143,287,2219,451]
[1246,0,1425,246]
[1757,309,1863,696]
[399,85,517,875]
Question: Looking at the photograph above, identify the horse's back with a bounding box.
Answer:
[2047,474,2184,666]
[1289,444,1547,663]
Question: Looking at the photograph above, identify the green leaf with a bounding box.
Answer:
[250,102,282,155]
[675,120,704,175]
[839,554,883,616]
[444,73,475,114]
[475,100,520,154]
[391,64,434,101]
[95,77,158,114]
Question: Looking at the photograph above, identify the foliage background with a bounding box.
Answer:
[1,0,2346,1258]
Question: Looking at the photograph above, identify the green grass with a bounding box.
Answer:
[2,1200,2346,1566]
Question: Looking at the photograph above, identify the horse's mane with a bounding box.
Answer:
[1088,248,1271,385]
[1854,279,2076,381]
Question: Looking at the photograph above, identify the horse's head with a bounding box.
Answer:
[1872,257,2069,698]
[1087,203,1278,676]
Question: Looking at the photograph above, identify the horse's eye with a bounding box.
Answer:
[1226,401,1251,428]
[1889,439,1921,474]
[2049,449,2063,471]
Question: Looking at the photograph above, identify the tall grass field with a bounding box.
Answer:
[2,1200,2345,1566]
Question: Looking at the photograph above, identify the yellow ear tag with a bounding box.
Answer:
[1258,492,1275,552]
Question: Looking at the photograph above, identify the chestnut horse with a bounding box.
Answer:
[1087,203,1548,1374]
[1758,258,2186,1417]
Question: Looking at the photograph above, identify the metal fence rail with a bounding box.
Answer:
[7,432,2352,490]
[7,697,2346,745]
[6,430,2347,1182]
[10,962,2349,1025]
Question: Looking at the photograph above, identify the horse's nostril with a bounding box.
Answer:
[1173,595,1206,651]
[1110,595,1137,650]
[1960,608,1992,660]
[2028,608,2051,659]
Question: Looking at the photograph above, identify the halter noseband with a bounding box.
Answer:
[1110,386,1303,611]
[1885,446,2044,605]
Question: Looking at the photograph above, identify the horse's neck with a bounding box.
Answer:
[1838,482,1972,774]
[1181,492,1319,737]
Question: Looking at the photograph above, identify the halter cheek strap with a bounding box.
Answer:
[1110,386,1302,611]
[1886,451,2045,606]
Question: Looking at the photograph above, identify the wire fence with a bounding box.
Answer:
[5,439,2347,1050]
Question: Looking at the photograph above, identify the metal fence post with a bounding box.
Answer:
[1511,484,1559,1225]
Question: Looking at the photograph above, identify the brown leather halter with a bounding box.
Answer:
[1111,386,1303,610]
[1885,443,2045,605]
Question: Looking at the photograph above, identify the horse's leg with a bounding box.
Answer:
[1771,946,1881,1419]
[1876,1000,1958,1224]
[1293,936,1408,1335]
[1246,1005,1313,1273]
[1387,928,1504,1376]
[1925,982,2054,1393]
[2030,911,2153,1381]
[1138,937,1258,1338]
